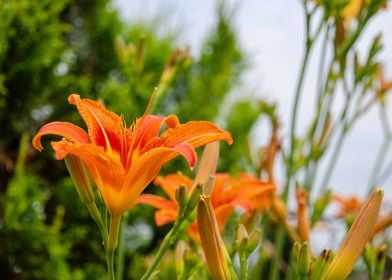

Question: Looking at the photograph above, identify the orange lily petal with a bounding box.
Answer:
[137,194,177,211]
[32,121,89,151]
[142,121,233,155]
[210,174,230,206]
[68,94,125,153]
[133,114,179,150]
[114,146,197,213]
[154,209,178,226]
[137,194,178,226]
[214,204,235,232]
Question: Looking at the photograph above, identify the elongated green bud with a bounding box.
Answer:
[175,184,188,208]
[186,184,202,213]
[297,242,311,278]
[311,248,333,280]
[374,244,387,278]
[64,155,95,204]
[311,191,332,226]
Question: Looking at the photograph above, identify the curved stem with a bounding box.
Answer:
[239,252,248,280]
[141,218,189,280]
[115,216,126,280]
[319,130,346,192]
[107,214,122,280]
[269,227,286,280]
[287,47,311,186]
[316,23,330,105]
[86,202,108,250]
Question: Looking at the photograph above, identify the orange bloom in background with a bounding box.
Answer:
[231,173,276,213]
[333,194,361,218]
[32,94,232,215]
[138,172,275,242]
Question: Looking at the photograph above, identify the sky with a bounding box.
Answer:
[114,0,392,200]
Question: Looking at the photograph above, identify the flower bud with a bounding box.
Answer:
[311,191,332,225]
[175,184,188,209]
[322,189,384,279]
[297,242,311,278]
[186,184,202,213]
[197,194,233,280]
[64,155,95,205]
[311,248,333,280]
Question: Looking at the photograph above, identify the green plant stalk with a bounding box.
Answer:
[316,24,331,104]
[86,202,108,251]
[269,227,286,280]
[306,7,374,193]
[107,214,122,280]
[368,139,390,189]
[115,216,127,280]
[319,129,346,191]
[239,251,248,280]
[287,46,311,190]
[276,3,314,279]
[140,216,191,280]
[368,106,392,192]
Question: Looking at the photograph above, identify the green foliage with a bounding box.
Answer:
[162,4,245,122]
[1,134,76,279]
[220,100,264,174]
[0,0,68,144]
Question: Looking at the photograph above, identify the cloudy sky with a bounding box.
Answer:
[115,0,392,200]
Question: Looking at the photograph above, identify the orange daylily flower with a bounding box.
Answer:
[231,173,276,213]
[333,194,361,218]
[138,172,275,242]
[32,94,232,215]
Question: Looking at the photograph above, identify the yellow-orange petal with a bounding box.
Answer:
[210,174,230,205]
[141,121,233,154]
[68,94,125,153]
[154,209,178,226]
[214,204,235,232]
[133,114,180,150]
[114,147,198,214]
[137,194,177,211]
[32,121,89,151]
[137,194,178,226]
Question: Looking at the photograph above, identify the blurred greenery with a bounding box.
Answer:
[0,0,263,278]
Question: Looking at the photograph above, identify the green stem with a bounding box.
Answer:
[368,106,392,192]
[269,226,286,280]
[107,214,122,280]
[141,219,188,280]
[86,202,108,250]
[107,248,115,280]
[115,216,126,280]
[239,252,248,280]
[319,130,346,192]
[368,139,390,190]
[316,24,330,103]
[287,46,311,185]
